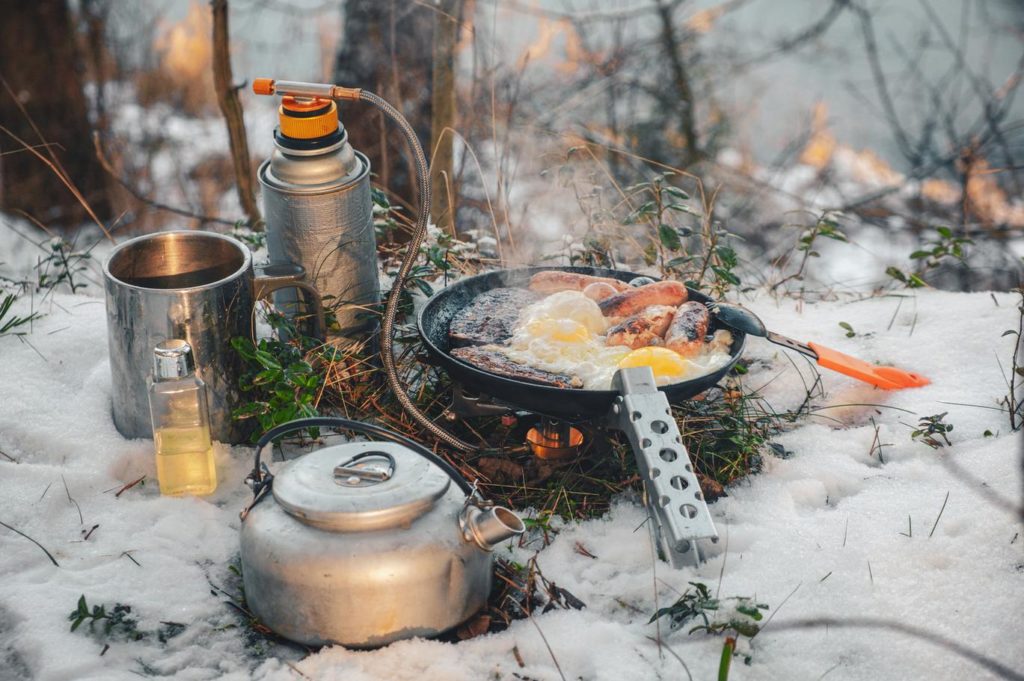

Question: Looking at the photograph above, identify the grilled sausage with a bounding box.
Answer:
[665,301,710,357]
[598,281,688,319]
[528,271,631,295]
[605,305,675,349]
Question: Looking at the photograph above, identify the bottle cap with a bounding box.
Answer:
[153,339,195,380]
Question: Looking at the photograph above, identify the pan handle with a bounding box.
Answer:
[808,342,930,390]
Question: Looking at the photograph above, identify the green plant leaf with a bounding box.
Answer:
[664,186,690,200]
[659,223,682,250]
[735,604,764,621]
[712,267,740,286]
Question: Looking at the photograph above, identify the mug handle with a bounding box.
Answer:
[253,263,326,339]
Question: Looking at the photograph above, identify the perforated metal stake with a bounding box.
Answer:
[610,367,719,568]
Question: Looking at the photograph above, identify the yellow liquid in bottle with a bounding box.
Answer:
[154,425,217,496]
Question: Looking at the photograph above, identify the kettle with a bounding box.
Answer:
[238,417,525,648]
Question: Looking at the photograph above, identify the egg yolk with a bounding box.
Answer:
[525,319,591,343]
[617,346,689,381]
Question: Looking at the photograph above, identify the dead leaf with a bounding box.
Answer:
[574,541,597,559]
[698,473,726,501]
[456,613,491,640]
[476,457,525,482]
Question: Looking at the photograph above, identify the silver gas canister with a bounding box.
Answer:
[257,96,379,336]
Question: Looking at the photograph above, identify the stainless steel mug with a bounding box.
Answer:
[103,230,324,444]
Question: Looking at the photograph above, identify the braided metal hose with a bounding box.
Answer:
[358,90,476,454]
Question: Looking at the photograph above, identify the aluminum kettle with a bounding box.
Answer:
[238,417,524,648]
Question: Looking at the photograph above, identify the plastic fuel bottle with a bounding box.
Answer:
[148,340,217,496]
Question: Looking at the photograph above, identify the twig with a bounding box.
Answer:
[928,491,950,538]
[0,518,59,566]
[285,661,311,680]
[61,474,83,525]
[763,617,1024,681]
[114,475,147,498]
[92,134,237,227]
[934,453,1022,522]
[525,609,568,681]
[0,123,113,243]
[715,521,729,599]
[645,635,694,681]
[817,662,842,680]
[753,583,801,637]
[211,0,261,228]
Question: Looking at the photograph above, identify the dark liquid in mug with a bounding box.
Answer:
[108,234,245,290]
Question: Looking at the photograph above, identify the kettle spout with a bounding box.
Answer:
[461,505,525,551]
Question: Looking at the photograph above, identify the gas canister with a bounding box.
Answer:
[256,92,378,336]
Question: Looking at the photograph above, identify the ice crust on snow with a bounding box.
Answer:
[0,233,1021,679]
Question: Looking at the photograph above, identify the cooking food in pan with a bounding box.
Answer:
[446,272,733,390]
[448,287,539,346]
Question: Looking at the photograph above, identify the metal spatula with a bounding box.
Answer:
[709,302,930,390]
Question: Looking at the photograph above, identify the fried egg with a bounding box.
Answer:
[617,341,733,386]
[494,290,734,390]
[518,290,609,335]
[501,291,627,388]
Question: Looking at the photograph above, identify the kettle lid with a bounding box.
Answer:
[271,441,451,531]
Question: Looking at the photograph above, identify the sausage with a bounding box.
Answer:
[664,301,710,357]
[582,281,621,302]
[598,281,688,318]
[605,305,675,349]
[528,271,631,295]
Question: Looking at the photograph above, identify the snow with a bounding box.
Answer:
[1,222,1022,680]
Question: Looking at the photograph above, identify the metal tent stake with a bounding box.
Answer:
[610,367,719,568]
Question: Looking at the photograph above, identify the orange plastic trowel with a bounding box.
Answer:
[710,302,930,390]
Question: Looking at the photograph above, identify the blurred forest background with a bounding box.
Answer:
[1,0,1022,292]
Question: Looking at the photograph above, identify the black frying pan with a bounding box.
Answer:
[416,266,746,420]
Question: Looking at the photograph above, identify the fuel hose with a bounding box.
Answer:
[357,90,477,454]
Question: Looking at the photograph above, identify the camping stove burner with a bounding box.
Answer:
[526,419,585,460]
[445,372,718,568]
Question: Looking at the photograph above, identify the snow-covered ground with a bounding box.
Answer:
[1,230,1021,679]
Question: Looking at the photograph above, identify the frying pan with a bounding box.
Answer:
[416,266,746,420]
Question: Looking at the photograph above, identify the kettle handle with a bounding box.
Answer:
[248,417,476,499]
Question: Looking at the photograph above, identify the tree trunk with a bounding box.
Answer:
[335,0,434,211]
[0,0,111,229]
[430,0,461,234]
[655,0,700,162]
[211,0,261,229]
